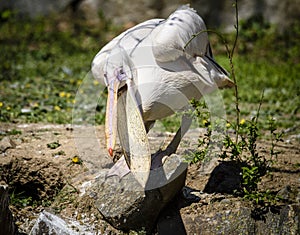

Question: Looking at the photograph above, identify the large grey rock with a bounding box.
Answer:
[181,204,300,234]
[92,154,187,233]
[0,185,17,235]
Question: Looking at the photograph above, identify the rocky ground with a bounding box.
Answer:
[0,123,299,234]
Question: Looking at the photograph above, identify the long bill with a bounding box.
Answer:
[105,79,120,157]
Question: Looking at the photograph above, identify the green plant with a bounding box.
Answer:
[187,0,284,206]
[10,191,33,208]
[186,99,211,164]
[51,184,79,213]
[47,140,61,149]
[243,189,280,206]
[52,150,66,157]
[0,129,22,140]
[268,116,284,163]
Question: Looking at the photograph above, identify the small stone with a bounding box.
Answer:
[0,137,16,153]
[277,185,292,201]
[182,186,201,202]
[29,211,95,235]
[220,198,231,204]
[21,108,32,113]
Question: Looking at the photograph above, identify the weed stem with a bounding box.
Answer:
[230,0,240,143]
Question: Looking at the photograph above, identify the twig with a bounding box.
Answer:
[255,90,265,124]
[66,180,79,194]
[184,0,240,143]
[230,0,240,143]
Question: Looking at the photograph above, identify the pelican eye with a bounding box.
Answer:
[117,67,127,81]
[119,68,124,74]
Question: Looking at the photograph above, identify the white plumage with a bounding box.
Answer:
[91,5,233,183]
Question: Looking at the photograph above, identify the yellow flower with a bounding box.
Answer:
[54,105,61,111]
[32,102,39,107]
[72,99,76,104]
[77,80,82,86]
[240,118,246,125]
[66,92,72,98]
[72,156,82,164]
[59,91,66,98]
[6,106,11,111]
[202,119,208,125]
[226,123,231,128]
[72,156,79,163]
[0,102,3,108]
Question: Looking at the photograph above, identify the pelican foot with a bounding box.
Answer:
[106,155,131,179]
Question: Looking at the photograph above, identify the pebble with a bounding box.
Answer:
[220,198,231,204]
[0,137,16,153]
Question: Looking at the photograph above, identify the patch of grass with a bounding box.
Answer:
[218,54,300,128]
[216,15,300,130]
[0,128,22,136]
[47,141,61,149]
[187,1,293,207]
[162,20,300,132]
[0,11,298,131]
[51,184,79,213]
[10,191,33,208]
[52,150,66,157]
[0,14,109,124]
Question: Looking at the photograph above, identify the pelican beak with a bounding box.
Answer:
[105,78,120,157]
[104,45,133,158]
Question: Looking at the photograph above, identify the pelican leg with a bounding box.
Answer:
[151,114,192,169]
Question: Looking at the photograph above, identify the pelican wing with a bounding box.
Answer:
[152,5,209,62]
[151,5,234,89]
[91,18,164,85]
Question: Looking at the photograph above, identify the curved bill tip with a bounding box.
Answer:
[105,78,120,159]
[108,147,113,157]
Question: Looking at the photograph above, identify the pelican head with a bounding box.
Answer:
[104,46,136,157]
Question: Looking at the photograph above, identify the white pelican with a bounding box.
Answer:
[92,5,234,186]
